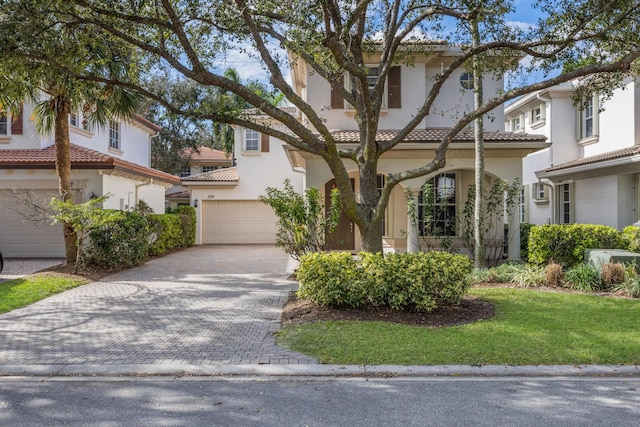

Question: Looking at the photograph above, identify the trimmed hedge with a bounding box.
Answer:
[297,251,473,313]
[528,224,624,267]
[85,210,150,269]
[520,222,534,261]
[176,206,196,247]
[148,213,183,256]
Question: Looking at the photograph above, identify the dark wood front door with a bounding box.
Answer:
[325,178,355,250]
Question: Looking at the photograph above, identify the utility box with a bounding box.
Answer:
[584,249,640,270]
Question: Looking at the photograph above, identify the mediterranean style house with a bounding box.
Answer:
[183,44,545,258]
[506,77,640,230]
[279,45,546,259]
[0,102,179,257]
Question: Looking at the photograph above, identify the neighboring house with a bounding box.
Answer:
[278,45,546,258]
[181,108,304,245]
[507,77,640,230]
[165,147,233,211]
[0,102,180,258]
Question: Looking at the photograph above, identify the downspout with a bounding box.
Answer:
[539,179,555,224]
[135,179,154,210]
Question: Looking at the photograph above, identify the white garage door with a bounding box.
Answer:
[0,190,65,258]
[202,200,278,244]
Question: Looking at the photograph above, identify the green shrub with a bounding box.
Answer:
[520,222,534,261]
[565,263,603,292]
[510,264,546,288]
[621,226,640,252]
[85,210,149,269]
[296,252,365,307]
[148,214,183,256]
[471,263,518,284]
[176,206,196,247]
[297,251,472,312]
[528,224,624,267]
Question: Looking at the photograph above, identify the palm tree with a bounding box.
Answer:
[0,49,144,263]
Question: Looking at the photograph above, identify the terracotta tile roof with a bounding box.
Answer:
[166,190,190,199]
[184,147,232,161]
[181,166,239,182]
[545,145,640,172]
[0,144,180,185]
[244,106,299,117]
[329,128,547,143]
[132,114,162,133]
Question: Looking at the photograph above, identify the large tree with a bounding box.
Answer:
[0,12,145,262]
[2,0,639,253]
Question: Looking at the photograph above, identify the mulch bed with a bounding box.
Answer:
[281,291,495,328]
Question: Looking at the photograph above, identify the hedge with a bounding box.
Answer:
[528,224,625,267]
[85,210,150,269]
[297,251,473,312]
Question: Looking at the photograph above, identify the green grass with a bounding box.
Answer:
[0,274,90,314]
[276,288,640,365]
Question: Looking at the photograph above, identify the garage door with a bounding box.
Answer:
[202,200,278,244]
[0,190,65,258]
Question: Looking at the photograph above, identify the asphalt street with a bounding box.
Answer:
[1,376,640,426]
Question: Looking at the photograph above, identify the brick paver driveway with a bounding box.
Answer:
[0,245,316,366]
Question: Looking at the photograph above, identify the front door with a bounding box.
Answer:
[325,178,355,250]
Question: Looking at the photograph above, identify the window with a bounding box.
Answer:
[557,183,572,224]
[244,129,260,151]
[108,120,120,150]
[202,166,221,173]
[519,188,526,223]
[530,104,544,123]
[510,115,523,132]
[532,182,546,200]
[0,113,7,135]
[460,72,474,90]
[179,167,191,178]
[347,67,387,108]
[333,65,401,109]
[418,173,456,237]
[69,112,78,127]
[579,95,598,140]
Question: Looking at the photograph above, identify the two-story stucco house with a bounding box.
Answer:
[0,102,179,257]
[507,77,640,229]
[277,45,546,259]
[181,107,305,245]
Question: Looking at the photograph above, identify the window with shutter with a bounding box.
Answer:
[260,132,270,152]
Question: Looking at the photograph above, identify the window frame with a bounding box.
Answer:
[557,183,573,224]
[108,120,120,150]
[0,113,7,136]
[201,165,220,173]
[244,128,260,152]
[509,114,524,133]
[345,65,388,109]
[530,104,545,125]
[417,172,457,237]
[179,166,191,178]
[459,72,474,90]
[578,94,599,142]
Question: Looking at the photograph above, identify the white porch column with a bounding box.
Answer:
[407,188,420,253]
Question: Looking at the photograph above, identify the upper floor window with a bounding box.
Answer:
[0,113,7,135]
[244,129,260,151]
[510,114,523,132]
[460,72,474,90]
[179,166,191,177]
[202,166,221,173]
[530,104,544,124]
[331,65,401,110]
[108,120,120,150]
[418,173,457,237]
[579,96,598,140]
[69,112,78,127]
[532,182,546,200]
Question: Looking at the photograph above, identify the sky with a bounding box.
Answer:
[217,1,547,85]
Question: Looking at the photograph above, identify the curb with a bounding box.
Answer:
[1,364,639,378]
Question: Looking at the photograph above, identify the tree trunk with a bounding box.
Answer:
[54,96,77,263]
[472,19,486,269]
[358,158,384,254]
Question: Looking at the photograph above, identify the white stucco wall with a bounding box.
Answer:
[574,175,618,227]
[101,173,166,213]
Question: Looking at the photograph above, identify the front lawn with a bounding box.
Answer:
[276,288,640,365]
[0,273,90,314]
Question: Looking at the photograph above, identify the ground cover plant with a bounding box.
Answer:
[0,273,90,314]
[277,288,640,365]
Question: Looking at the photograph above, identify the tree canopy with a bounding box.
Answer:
[1,0,639,252]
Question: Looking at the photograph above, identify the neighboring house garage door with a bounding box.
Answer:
[202,200,278,244]
[0,190,65,258]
